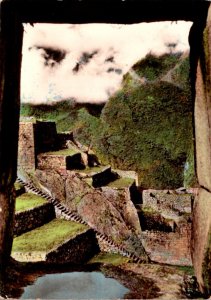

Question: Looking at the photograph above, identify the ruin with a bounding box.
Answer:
[0,0,211,296]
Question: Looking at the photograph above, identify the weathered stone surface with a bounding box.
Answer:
[101,186,141,234]
[140,189,193,230]
[142,223,192,266]
[192,188,211,294]
[139,190,193,265]
[192,6,211,294]
[195,62,211,191]
[18,122,36,171]
[37,151,83,170]
[142,189,193,215]
[35,169,91,209]
[18,121,59,171]
[77,190,146,258]
[34,168,146,258]
[194,6,211,193]
[36,169,67,201]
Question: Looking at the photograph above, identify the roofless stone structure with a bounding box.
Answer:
[0,0,210,296]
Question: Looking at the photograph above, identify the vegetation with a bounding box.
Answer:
[89,252,129,265]
[132,52,182,81]
[20,100,104,132]
[15,193,47,212]
[14,182,23,191]
[75,82,194,188]
[12,219,88,252]
[106,177,134,188]
[47,148,78,156]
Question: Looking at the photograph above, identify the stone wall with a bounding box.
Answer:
[18,121,58,171]
[191,5,211,294]
[45,229,99,264]
[140,190,193,266]
[18,122,36,171]
[142,223,192,266]
[14,203,55,236]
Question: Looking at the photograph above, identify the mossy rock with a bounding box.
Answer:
[76,81,194,189]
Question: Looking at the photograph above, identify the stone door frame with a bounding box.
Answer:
[0,0,210,294]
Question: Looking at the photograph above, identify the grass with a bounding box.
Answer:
[14,182,24,191]
[12,219,88,253]
[176,265,195,276]
[75,166,109,175]
[46,148,79,156]
[89,252,129,265]
[106,177,134,188]
[15,193,47,212]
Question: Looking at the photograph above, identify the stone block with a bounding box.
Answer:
[192,187,211,294]
[195,63,211,191]
[18,122,36,171]
[37,150,84,170]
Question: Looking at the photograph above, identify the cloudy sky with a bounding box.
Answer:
[21,21,192,104]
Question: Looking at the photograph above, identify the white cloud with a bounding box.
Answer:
[21,21,192,104]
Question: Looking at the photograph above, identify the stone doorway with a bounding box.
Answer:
[0,0,210,295]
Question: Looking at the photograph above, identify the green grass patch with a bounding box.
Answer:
[15,193,47,212]
[75,166,109,175]
[176,265,195,276]
[106,177,134,188]
[89,252,129,265]
[47,148,79,156]
[14,182,24,191]
[12,219,88,253]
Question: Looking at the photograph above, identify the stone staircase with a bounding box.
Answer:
[36,143,135,190]
[12,185,99,264]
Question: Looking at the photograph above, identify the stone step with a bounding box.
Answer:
[14,192,55,236]
[12,219,99,264]
[104,177,135,189]
[101,177,141,204]
[37,148,85,170]
[74,165,118,188]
